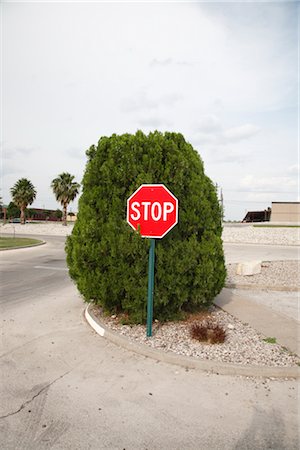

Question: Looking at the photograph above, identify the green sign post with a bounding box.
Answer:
[127,184,178,337]
[146,238,156,337]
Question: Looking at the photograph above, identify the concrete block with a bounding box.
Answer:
[236,261,261,276]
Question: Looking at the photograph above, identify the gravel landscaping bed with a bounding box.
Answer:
[226,260,300,291]
[223,225,299,246]
[0,222,74,236]
[92,306,300,368]
[1,223,299,246]
[92,259,299,366]
[86,232,300,369]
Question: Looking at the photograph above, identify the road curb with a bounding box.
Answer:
[85,305,300,379]
[225,283,299,292]
[223,241,299,247]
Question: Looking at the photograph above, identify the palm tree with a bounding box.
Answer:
[51,173,80,226]
[10,178,37,225]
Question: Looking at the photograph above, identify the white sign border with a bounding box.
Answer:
[126,183,178,239]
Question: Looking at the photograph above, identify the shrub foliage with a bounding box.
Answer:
[66,131,226,323]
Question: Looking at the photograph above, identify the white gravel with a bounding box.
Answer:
[1,222,299,245]
[0,222,74,236]
[223,224,299,246]
[92,306,300,367]
[226,260,300,291]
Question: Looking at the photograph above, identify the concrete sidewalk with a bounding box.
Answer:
[214,288,300,356]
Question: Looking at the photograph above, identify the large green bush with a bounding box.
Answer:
[66,131,226,322]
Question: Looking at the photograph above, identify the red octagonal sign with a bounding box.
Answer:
[127,184,178,238]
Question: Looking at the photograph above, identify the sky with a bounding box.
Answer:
[1,0,298,220]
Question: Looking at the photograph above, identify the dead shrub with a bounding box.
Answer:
[190,320,226,344]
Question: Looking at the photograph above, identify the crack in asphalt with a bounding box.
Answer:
[0,370,71,420]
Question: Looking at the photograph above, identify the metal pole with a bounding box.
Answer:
[146,238,155,337]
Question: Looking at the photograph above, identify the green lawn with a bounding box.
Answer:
[0,237,43,249]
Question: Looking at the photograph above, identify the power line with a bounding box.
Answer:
[223,190,296,195]
[225,200,272,205]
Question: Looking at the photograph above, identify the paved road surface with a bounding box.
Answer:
[223,242,299,264]
[0,236,298,449]
[1,236,68,308]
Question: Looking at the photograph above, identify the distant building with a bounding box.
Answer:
[242,208,271,223]
[67,213,77,222]
[270,202,300,223]
[27,208,62,222]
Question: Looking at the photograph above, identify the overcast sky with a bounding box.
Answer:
[1,0,298,220]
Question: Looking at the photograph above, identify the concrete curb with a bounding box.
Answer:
[85,305,300,379]
[225,283,300,292]
[223,241,299,247]
[0,240,46,251]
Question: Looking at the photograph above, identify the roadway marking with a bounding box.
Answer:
[34,265,68,271]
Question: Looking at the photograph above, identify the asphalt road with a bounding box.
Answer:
[0,236,299,449]
[0,236,68,309]
[223,242,299,264]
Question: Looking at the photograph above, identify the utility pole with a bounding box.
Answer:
[220,188,224,221]
[215,183,224,221]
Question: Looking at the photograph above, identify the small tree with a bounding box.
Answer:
[7,202,20,220]
[10,178,37,224]
[51,173,80,226]
[66,131,226,323]
[54,209,63,220]
[27,208,38,219]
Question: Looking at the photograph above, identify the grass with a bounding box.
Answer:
[0,237,43,249]
[263,337,277,344]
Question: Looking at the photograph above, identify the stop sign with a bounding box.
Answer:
[127,184,178,238]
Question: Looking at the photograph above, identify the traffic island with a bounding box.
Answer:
[85,304,300,379]
[0,237,45,250]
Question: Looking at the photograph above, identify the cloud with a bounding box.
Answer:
[65,148,86,159]
[240,174,297,194]
[121,92,158,112]
[222,124,260,143]
[287,165,299,176]
[160,93,182,107]
[191,117,260,164]
[1,161,23,177]
[121,91,182,113]
[3,147,36,160]
[150,58,192,67]
[137,117,172,128]
[209,149,247,164]
[195,114,222,133]
[193,116,260,145]
[2,147,37,178]
[244,192,279,203]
